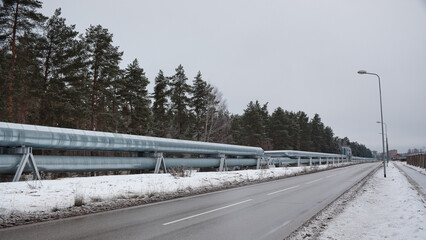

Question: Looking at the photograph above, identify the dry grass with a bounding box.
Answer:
[74,194,85,207]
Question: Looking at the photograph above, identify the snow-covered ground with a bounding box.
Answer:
[400,161,426,176]
[0,163,337,218]
[318,161,425,240]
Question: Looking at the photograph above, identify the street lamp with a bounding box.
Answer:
[377,121,389,166]
[358,70,386,178]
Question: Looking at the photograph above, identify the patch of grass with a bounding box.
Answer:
[51,206,60,212]
[169,167,193,178]
[74,194,85,207]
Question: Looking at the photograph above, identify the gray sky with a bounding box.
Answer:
[40,0,426,153]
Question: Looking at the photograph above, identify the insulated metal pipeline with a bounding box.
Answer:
[0,122,263,157]
[265,150,345,158]
[0,155,258,173]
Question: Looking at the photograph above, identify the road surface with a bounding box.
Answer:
[0,162,379,240]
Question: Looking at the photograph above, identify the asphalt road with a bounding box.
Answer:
[0,162,379,240]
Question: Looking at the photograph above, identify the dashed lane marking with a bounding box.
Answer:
[267,185,300,196]
[163,199,253,226]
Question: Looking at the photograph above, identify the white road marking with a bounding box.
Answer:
[163,199,253,226]
[305,178,323,185]
[267,185,300,196]
[325,173,338,179]
[260,220,291,239]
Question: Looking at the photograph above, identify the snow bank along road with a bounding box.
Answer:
[287,161,426,239]
[318,161,425,239]
[396,162,426,196]
[0,163,379,240]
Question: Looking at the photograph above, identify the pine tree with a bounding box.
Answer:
[323,126,339,153]
[151,70,169,137]
[310,113,325,152]
[82,25,123,131]
[38,8,79,127]
[230,114,244,145]
[191,71,209,141]
[296,111,312,151]
[118,59,151,135]
[13,30,44,124]
[169,64,191,139]
[0,0,46,121]
[287,111,301,150]
[240,101,271,148]
[65,39,91,129]
[268,107,291,150]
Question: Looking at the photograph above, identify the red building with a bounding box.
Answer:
[389,149,398,159]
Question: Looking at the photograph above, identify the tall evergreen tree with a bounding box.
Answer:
[0,0,46,121]
[13,30,44,124]
[268,107,291,150]
[310,113,325,152]
[191,71,209,141]
[286,111,301,150]
[296,111,312,151]
[240,101,271,149]
[118,59,151,135]
[82,25,123,131]
[39,8,79,127]
[323,126,339,153]
[151,70,169,137]
[169,64,191,138]
[65,39,91,129]
[230,114,244,145]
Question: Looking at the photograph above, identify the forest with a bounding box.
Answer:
[0,1,372,158]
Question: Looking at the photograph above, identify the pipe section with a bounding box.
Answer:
[0,122,263,157]
[0,155,258,173]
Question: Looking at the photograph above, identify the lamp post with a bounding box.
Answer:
[377,121,389,166]
[358,70,386,177]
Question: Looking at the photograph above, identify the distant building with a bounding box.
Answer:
[389,149,398,159]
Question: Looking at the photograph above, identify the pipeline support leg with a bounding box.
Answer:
[12,147,41,182]
[154,153,167,174]
[219,154,226,172]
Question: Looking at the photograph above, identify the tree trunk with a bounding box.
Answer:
[207,109,215,142]
[8,2,19,121]
[91,66,98,130]
[40,46,52,125]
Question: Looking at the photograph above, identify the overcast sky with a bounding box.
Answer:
[40,0,426,153]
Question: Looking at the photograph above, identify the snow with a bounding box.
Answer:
[400,161,426,176]
[0,164,335,217]
[318,162,425,240]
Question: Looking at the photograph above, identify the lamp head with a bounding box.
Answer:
[358,70,367,74]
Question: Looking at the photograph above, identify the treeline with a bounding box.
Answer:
[231,101,372,157]
[0,1,372,157]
